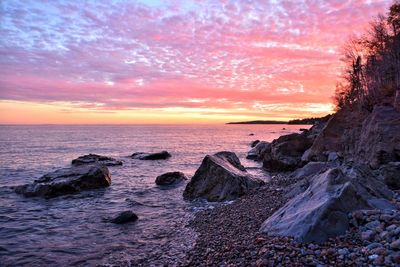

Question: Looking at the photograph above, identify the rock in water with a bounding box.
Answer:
[71,154,123,166]
[250,140,260,147]
[131,151,171,160]
[260,165,393,243]
[111,211,138,224]
[246,141,271,160]
[14,164,111,198]
[155,171,187,186]
[183,151,265,202]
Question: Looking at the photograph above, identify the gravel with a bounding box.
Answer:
[180,175,400,267]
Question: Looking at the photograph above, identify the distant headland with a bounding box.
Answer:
[227,114,331,125]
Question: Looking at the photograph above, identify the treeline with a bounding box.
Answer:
[334,2,400,111]
[288,114,331,125]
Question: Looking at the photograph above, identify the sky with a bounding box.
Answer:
[0,0,394,124]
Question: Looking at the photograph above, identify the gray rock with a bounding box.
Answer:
[183,151,265,202]
[155,171,187,186]
[362,230,375,241]
[246,141,271,161]
[338,248,349,256]
[390,240,400,250]
[365,220,381,230]
[72,154,122,166]
[263,133,313,171]
[111,211,138,224]
[260,165,392,243]
[131,151,171,160]
[14,164,111,198]
[327,152,339,162]
[367,243,383,250]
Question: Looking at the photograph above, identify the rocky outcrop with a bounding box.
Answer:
[72,154,123,166]
[155,171,187,186]
[14,164,111,198]
[111,211,138,224]
[183,151,265,202]
[354,106,400,169]
[303,106,400,168]
[247,141,271,161]
[260,165,393,243]
[263,133,313,171]
[131,151,171,160]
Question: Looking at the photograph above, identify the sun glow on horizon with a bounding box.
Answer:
[0,0,391,124]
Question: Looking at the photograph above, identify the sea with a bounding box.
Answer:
[0,124,306,266]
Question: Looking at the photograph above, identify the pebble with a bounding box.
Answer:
[361,230,375,241]
[368,254,378,260]
[390,240,400,250]
[365,220,380,230]
[366,242,382,250]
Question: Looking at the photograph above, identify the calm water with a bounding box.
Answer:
[0,124,306,266]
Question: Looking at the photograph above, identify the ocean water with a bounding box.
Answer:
[0,124,306,266]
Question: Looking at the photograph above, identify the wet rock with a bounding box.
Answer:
[183,151,265,202]
[14,164,111,198]
[111,211,138,224]
[71,154,123,166]
[247,141,271,161]
[155,171,187,186]
[131,151,171,160]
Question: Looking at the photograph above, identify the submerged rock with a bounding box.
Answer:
[247,141,271,161]
[260,165,393,243]
[155,171,187,186]
[14,164,111,198]
[71,154,123,166]
[183,151,265,202]
[111,211,138,224]
[131,151,171,160]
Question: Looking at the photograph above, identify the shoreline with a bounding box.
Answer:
[181,174,400,266]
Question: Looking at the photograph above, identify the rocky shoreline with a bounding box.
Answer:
[182,175,400,266]
[179,104,400,266]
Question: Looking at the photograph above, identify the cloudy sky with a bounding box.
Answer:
[0,0,393,124]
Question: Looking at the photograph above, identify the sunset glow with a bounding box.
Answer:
[0,0,393,124]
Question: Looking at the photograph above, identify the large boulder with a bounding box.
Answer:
[72,154,123,166]
[155,171,187,186]
[303,108,366,162]
[131,151,171,160]
[246,141,271,161]
[14,164,111,198]
[260,165,393,243]
[183,151,265,202]
[263,133,313,171]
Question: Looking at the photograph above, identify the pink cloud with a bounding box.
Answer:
[0,0,393,117]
